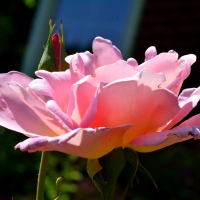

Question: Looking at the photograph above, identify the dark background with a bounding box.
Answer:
[1,0,200,199]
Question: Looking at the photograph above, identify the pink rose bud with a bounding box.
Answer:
[52,33,61,71]
[38,19,69,72]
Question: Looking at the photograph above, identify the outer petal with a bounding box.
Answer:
[89,71,180,145]
[129,114,200,152]
[15,125,131,159]
[0,72,56,137]
[92,37,122,68]
[8,81,68,135]
[162,87,200,130]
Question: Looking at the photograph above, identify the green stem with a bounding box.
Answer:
[100,148,126,200]
[36,151,49,200]
[104,173,118,200]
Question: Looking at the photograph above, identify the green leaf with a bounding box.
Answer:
[87,159,106,197]
[53,177,63,200]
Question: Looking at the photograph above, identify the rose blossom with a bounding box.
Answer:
[0,37,200,158]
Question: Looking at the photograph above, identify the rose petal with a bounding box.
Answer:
[68,75,99,125]
[95,60,135,83]
[166,54,196,95]
[28,78,53,103]
[78,51,96,76]
[46,100,77,131]
[145,46,157,61]
[92,37,122,68]
[15,125,131,159]
[129,114,200,152]
[127,58,138,68]
[65,55,72,64]
[70,53,85,75]
[162,87,200,130]
[179,54,196,79]
[80,85,99,128]
[0,72,56,137]
[8,81,68,135]
[82,69,166,128]
[33,70,79,113]
[136,52,196,95]
[66,52,96,76]
[136,52,178,76]
[89,73,180,145]
[137,69,166,89]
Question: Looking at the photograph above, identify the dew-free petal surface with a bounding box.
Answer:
[89,75,180,145]
[15,125,131,159]
[9,81,67,135]
[129,114,200,152]
[92,37,122,68]
[0,72,56,137]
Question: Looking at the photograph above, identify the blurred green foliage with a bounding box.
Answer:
[23,0,37,9]
[44,153,84,200]
[0,1,200,200]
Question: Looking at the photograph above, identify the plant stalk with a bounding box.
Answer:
[36,151,49,200]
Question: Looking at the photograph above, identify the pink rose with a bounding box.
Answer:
[1,37,200,158]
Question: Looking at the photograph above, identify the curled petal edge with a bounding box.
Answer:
[129,125,200,153]
[145,46,157,61]
[15,125,131,159]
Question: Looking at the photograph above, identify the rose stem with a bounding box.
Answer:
[36,151,49,200]
[104,173,118,200]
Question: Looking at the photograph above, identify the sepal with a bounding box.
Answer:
[38,18,57,72]
[87,159,106,198]
[87,148,157,200]
[125,148,158,189]
[58,21,69,71]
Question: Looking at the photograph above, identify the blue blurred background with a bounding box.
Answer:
[1,0,200,199]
